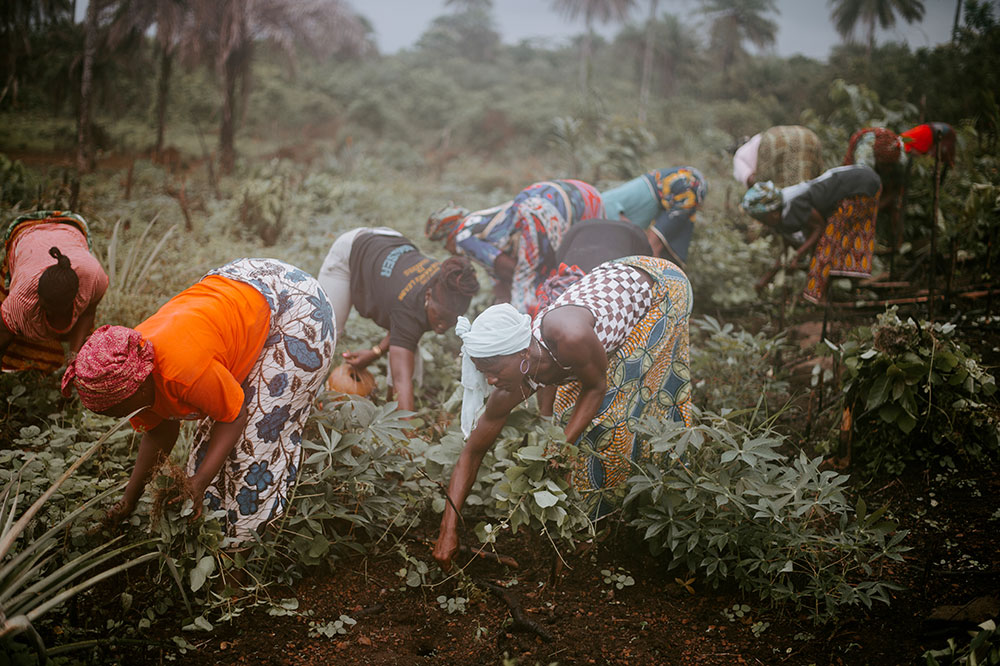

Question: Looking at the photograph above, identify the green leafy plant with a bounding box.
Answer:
[0,419,159,661]
[722,603,751,622]
[835,307,999,474]
[924,620,1000,666]
[425,411,595,565]
[309,615,357,637]
[436,594,468,614]
[395,545,432,589]
[625,413,909,624]
[145,395,427,621]
[482,414,595,551]
[601,567,635,591]
[690,316,792,423]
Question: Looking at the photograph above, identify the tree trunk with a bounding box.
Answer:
[638,0,659,123]
[579,20,593,92]
[76,0,99,174]
[952,0,962,42]
[866,14,875,61]
[154,47,172,155]
[219,54,239,175]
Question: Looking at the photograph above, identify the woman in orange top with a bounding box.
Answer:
[0,211,109,372]
[62,258,335,540]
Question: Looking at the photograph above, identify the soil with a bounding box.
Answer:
[74,457,998,666]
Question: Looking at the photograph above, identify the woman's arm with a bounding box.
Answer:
[387,345,416,411]
[343,333,391,369]
[66,300,99,354]
[187,402,250,516]
[433,386,528,569]
[540,307,608,444]
[756,209,825,292]
[107,419,182,525]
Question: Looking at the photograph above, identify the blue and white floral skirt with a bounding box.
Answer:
[187,258,336,541]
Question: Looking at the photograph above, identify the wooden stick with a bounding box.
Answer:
[481,580,553,641]
[828,286,1000,309]
[928,128,942,321]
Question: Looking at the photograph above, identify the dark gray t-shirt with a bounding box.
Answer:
[780,165,882,234]
[348,232,437,351]
[555,218,653,272]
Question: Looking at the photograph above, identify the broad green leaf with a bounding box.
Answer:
[533,490,559,508]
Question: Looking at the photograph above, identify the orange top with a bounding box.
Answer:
[131,276,271,431]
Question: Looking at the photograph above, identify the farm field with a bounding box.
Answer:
[2,2,999,665]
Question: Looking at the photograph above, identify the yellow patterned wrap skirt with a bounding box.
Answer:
[552,255,693,517]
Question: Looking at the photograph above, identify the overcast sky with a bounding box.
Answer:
[355,0,958,61]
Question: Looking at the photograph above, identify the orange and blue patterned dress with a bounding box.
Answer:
[533,255,693,517]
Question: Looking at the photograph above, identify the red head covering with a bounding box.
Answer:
[61,324,155,411]
[900,124,934,154]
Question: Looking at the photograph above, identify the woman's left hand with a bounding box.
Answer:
[168,481,204,522]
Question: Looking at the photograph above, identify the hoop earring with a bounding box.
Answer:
[519,357,530,375]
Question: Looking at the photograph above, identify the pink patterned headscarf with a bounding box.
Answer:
[61,324,155,411]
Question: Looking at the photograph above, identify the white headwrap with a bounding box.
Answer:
[456,303,532,436]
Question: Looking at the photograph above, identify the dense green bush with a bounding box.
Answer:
[835,308,999,474]
[625,413,909,624]
[424,410,595,561]
[690,316,793,423]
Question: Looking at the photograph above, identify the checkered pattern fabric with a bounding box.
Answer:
[532,263,652,354]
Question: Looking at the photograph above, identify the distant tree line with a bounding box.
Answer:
[1,0,997,173]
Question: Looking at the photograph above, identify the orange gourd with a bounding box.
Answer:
[325,364,376,397]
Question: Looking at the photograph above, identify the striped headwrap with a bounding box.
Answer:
[61,324,155,411]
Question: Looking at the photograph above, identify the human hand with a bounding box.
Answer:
[342,349,377,369]
[93,498,135,535]
[432,528,460,571]
[168,482,204,522]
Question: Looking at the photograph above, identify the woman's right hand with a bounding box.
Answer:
[342,349,377,369]
[97,498,136,533]
[432,526,460,571]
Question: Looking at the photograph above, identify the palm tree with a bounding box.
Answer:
[418,0,500,62]
[0,0,72,106]
[551,0,636,91]
[76,0,102,173]
[182,0,370,174]
[700,0,778,77]
[828,0,926,59]
[618,12,703,105]
[108,0,189,155]
[638,0,659,123]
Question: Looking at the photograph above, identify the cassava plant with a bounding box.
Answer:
[624,412,909,624]
[834,307,999,474]
[146,394,428,619]
[690,315,793,424]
